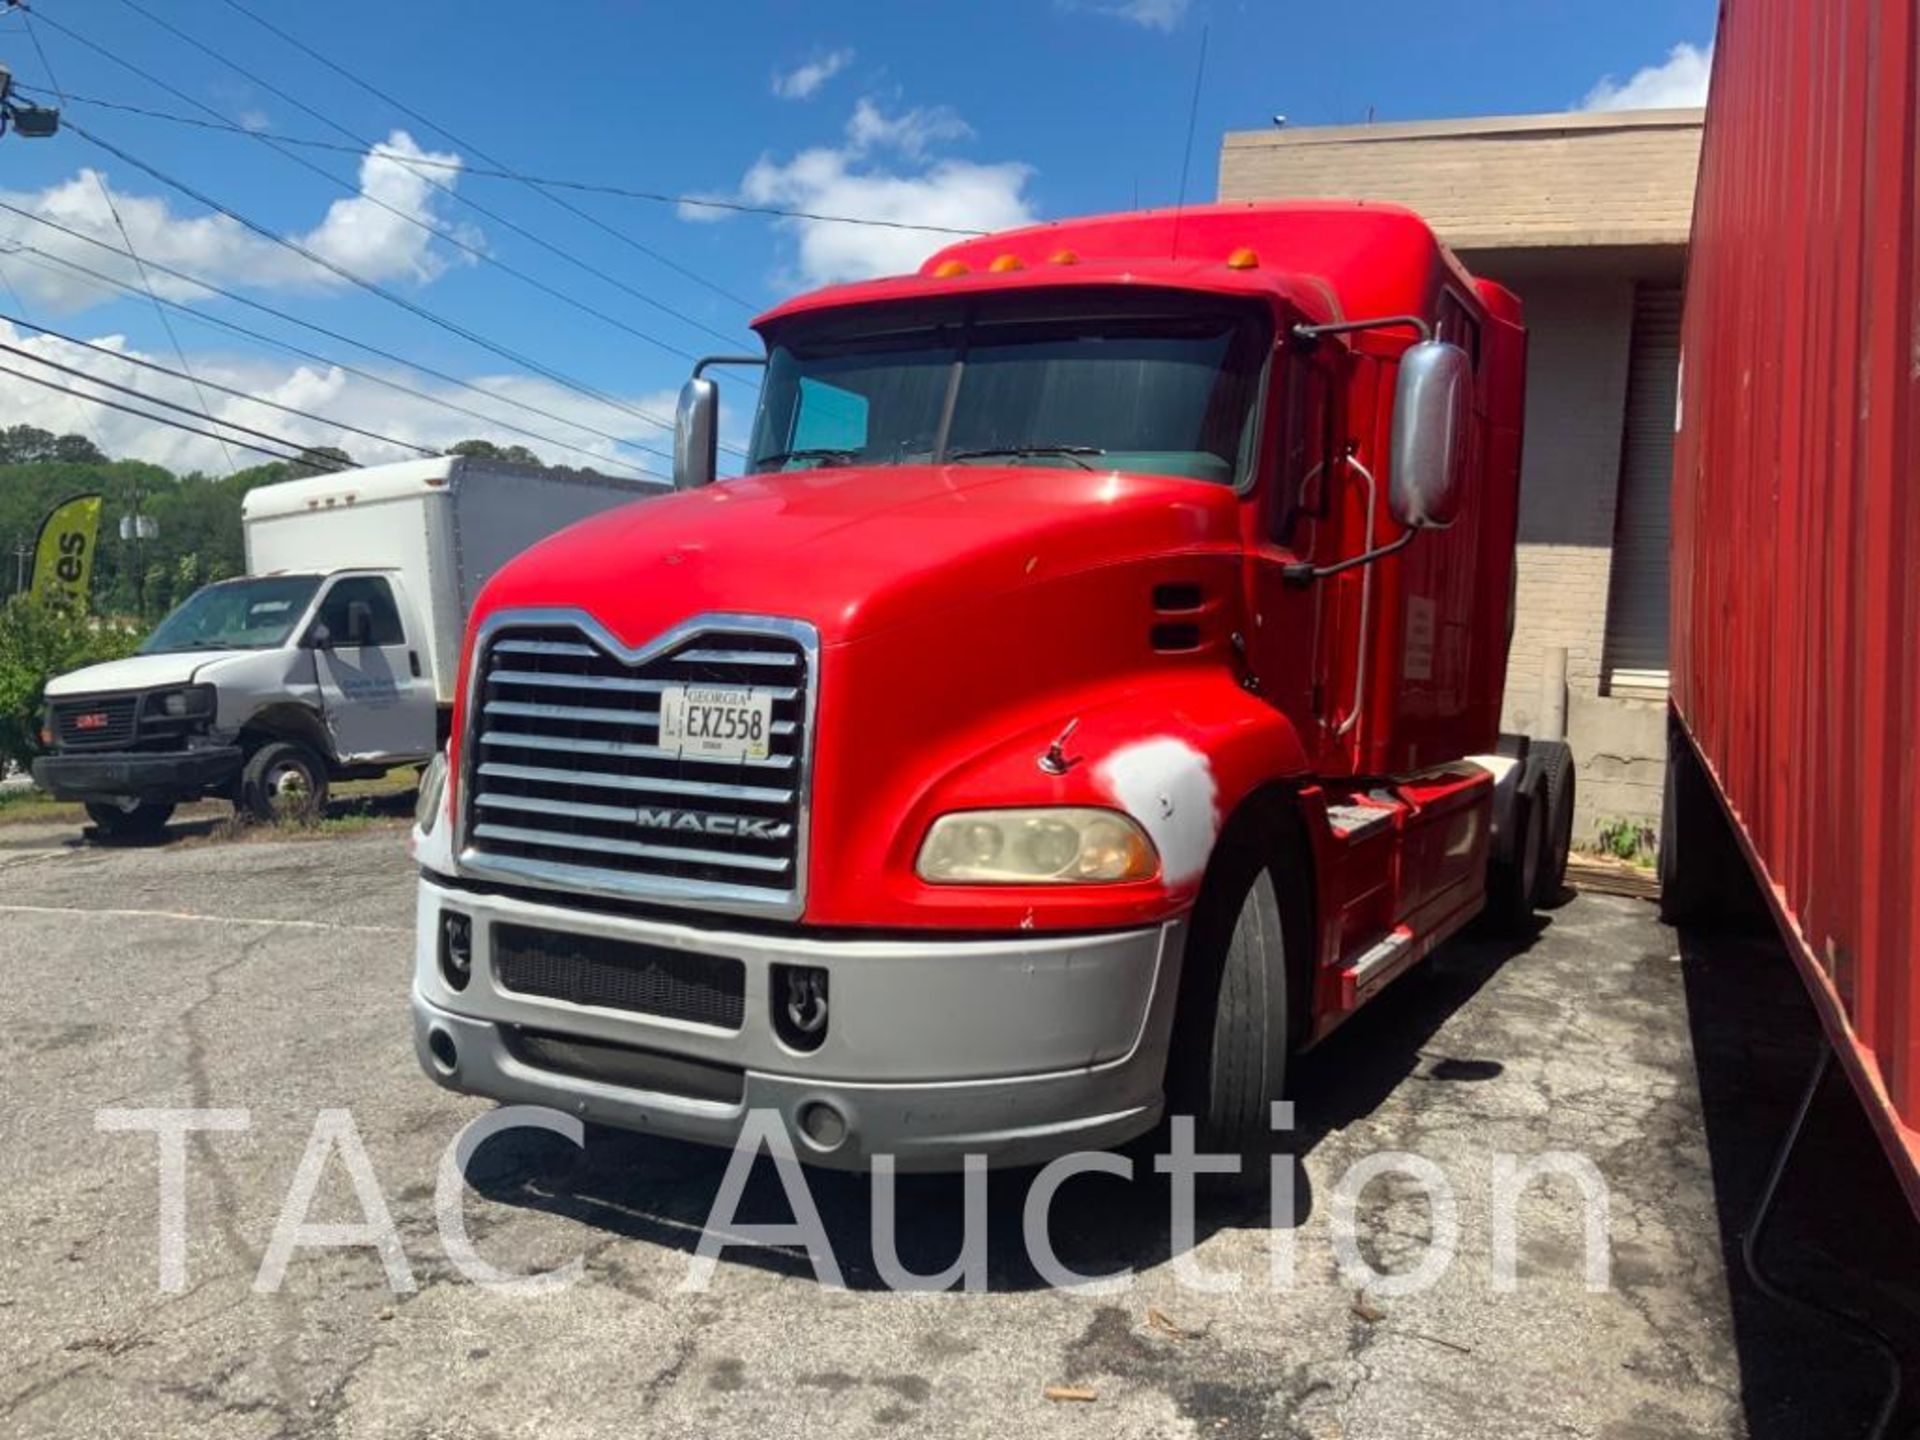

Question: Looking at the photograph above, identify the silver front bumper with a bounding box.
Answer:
[412,874,1186,1170]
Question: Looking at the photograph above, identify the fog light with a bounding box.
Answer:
[439,911,473,991]
[797,1101,847,1151]
[427,1027,458,1074]
[771,964,828,1052]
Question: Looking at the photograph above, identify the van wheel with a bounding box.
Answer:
[241,741,328,823]
[1529,741,1577,908]
[1167,843,1292,1163]
[1486,782,1545,934]
[84,799,174,842]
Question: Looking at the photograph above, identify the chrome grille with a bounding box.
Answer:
[460,615,814,915]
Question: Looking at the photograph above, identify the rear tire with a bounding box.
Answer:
[83,799,174,843]
[1528,741,1577,908]
[1167,841,1293,1163]
[1485,781,1545,934]
[241,741,329,824]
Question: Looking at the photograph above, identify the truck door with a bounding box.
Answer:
[1243,342,1350,769]
[307,574,435,763]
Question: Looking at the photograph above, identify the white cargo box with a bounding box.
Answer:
[243,456,664,704]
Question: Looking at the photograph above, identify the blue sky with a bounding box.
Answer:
[0,0,1715,479]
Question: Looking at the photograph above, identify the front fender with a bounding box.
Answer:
[806,665,1314,931]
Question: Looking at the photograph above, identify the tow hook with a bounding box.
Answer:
[774,964,829,1051]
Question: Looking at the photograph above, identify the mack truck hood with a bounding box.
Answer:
[43,650,252,698]
[476,463,1241,646]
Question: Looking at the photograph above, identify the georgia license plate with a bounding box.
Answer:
[657,685,773,762]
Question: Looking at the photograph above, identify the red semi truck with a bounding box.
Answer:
[408,201,1574,1167]
[1665,0,1920,1220]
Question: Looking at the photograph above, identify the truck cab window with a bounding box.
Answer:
[1274,351,1335,537]
[138,575,323,654]
[1436,291,1482,370]
[789,377,871,454]
[750,293,1271,485]
[315,577,404,647]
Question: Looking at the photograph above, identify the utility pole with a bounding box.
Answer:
[120,501,157,618]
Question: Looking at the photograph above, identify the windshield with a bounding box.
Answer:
[748,293,1271,486]
[140,575,323,655]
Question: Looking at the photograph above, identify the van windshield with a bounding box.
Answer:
[748,293,1271,486]
[140,576,322,655]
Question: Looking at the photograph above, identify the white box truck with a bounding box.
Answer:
[32,455,664,839]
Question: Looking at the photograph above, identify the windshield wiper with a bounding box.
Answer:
[945,444,1105,471]
[756,447,860,469]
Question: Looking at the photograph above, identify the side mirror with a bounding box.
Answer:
[306,621,332,649]
[1389,340,1472,530]
[674,376,719,491]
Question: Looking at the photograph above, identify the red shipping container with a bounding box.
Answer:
[1671,0,1920,1212]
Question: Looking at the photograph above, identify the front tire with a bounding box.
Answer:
[241,741,329,824]
[1167,842,1292,1160]
[83,799,175,843]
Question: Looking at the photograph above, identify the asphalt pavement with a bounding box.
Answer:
[1,814,1915,1439]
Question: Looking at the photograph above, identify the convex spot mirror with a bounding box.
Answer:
[1389,340,1472,530]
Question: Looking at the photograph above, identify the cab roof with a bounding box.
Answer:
[754,200,1507,336]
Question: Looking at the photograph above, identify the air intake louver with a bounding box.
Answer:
[1151,581,1206,652]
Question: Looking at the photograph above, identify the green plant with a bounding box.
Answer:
[0,594,141,773]
[1593,816,1658,867]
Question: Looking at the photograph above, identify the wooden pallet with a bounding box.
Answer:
[1567,853,1661,901]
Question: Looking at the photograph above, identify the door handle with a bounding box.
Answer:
[408,650,422,678]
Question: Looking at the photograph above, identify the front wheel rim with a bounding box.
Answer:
[265,762,314,814]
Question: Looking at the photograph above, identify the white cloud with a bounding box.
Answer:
[0,317,679,479]
[0,130,471,313]
[1063,0,1190,31]
[772,49,854,101]
[686,99,1036,288]
[1581,42,1713,111]
[844,98,970,159]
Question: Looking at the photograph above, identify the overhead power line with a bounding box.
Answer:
[28,88,990,238]
[0,208,666,477]
[0,357,347,469]
[4,244,663,480]
[27,114,691,458]
[22,14,690,445]
[0,336,366,460]
[22,5,240,471]
[215,0,802,310]
[0,309,440,458]
[43,5,744,372]
[53,116,687,450]
[113,0,755,354]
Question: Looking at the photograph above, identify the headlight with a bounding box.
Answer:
[916,807,1159,885]
[157,685,216,718]
[415,752,449,835]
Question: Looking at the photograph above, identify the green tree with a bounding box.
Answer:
[448,438,542,466]
[0,426,106,465]
[0,594,140,771]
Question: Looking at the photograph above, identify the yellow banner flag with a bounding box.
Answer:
[30,493,103,609]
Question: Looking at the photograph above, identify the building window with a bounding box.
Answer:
[1601,283,1683,697]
